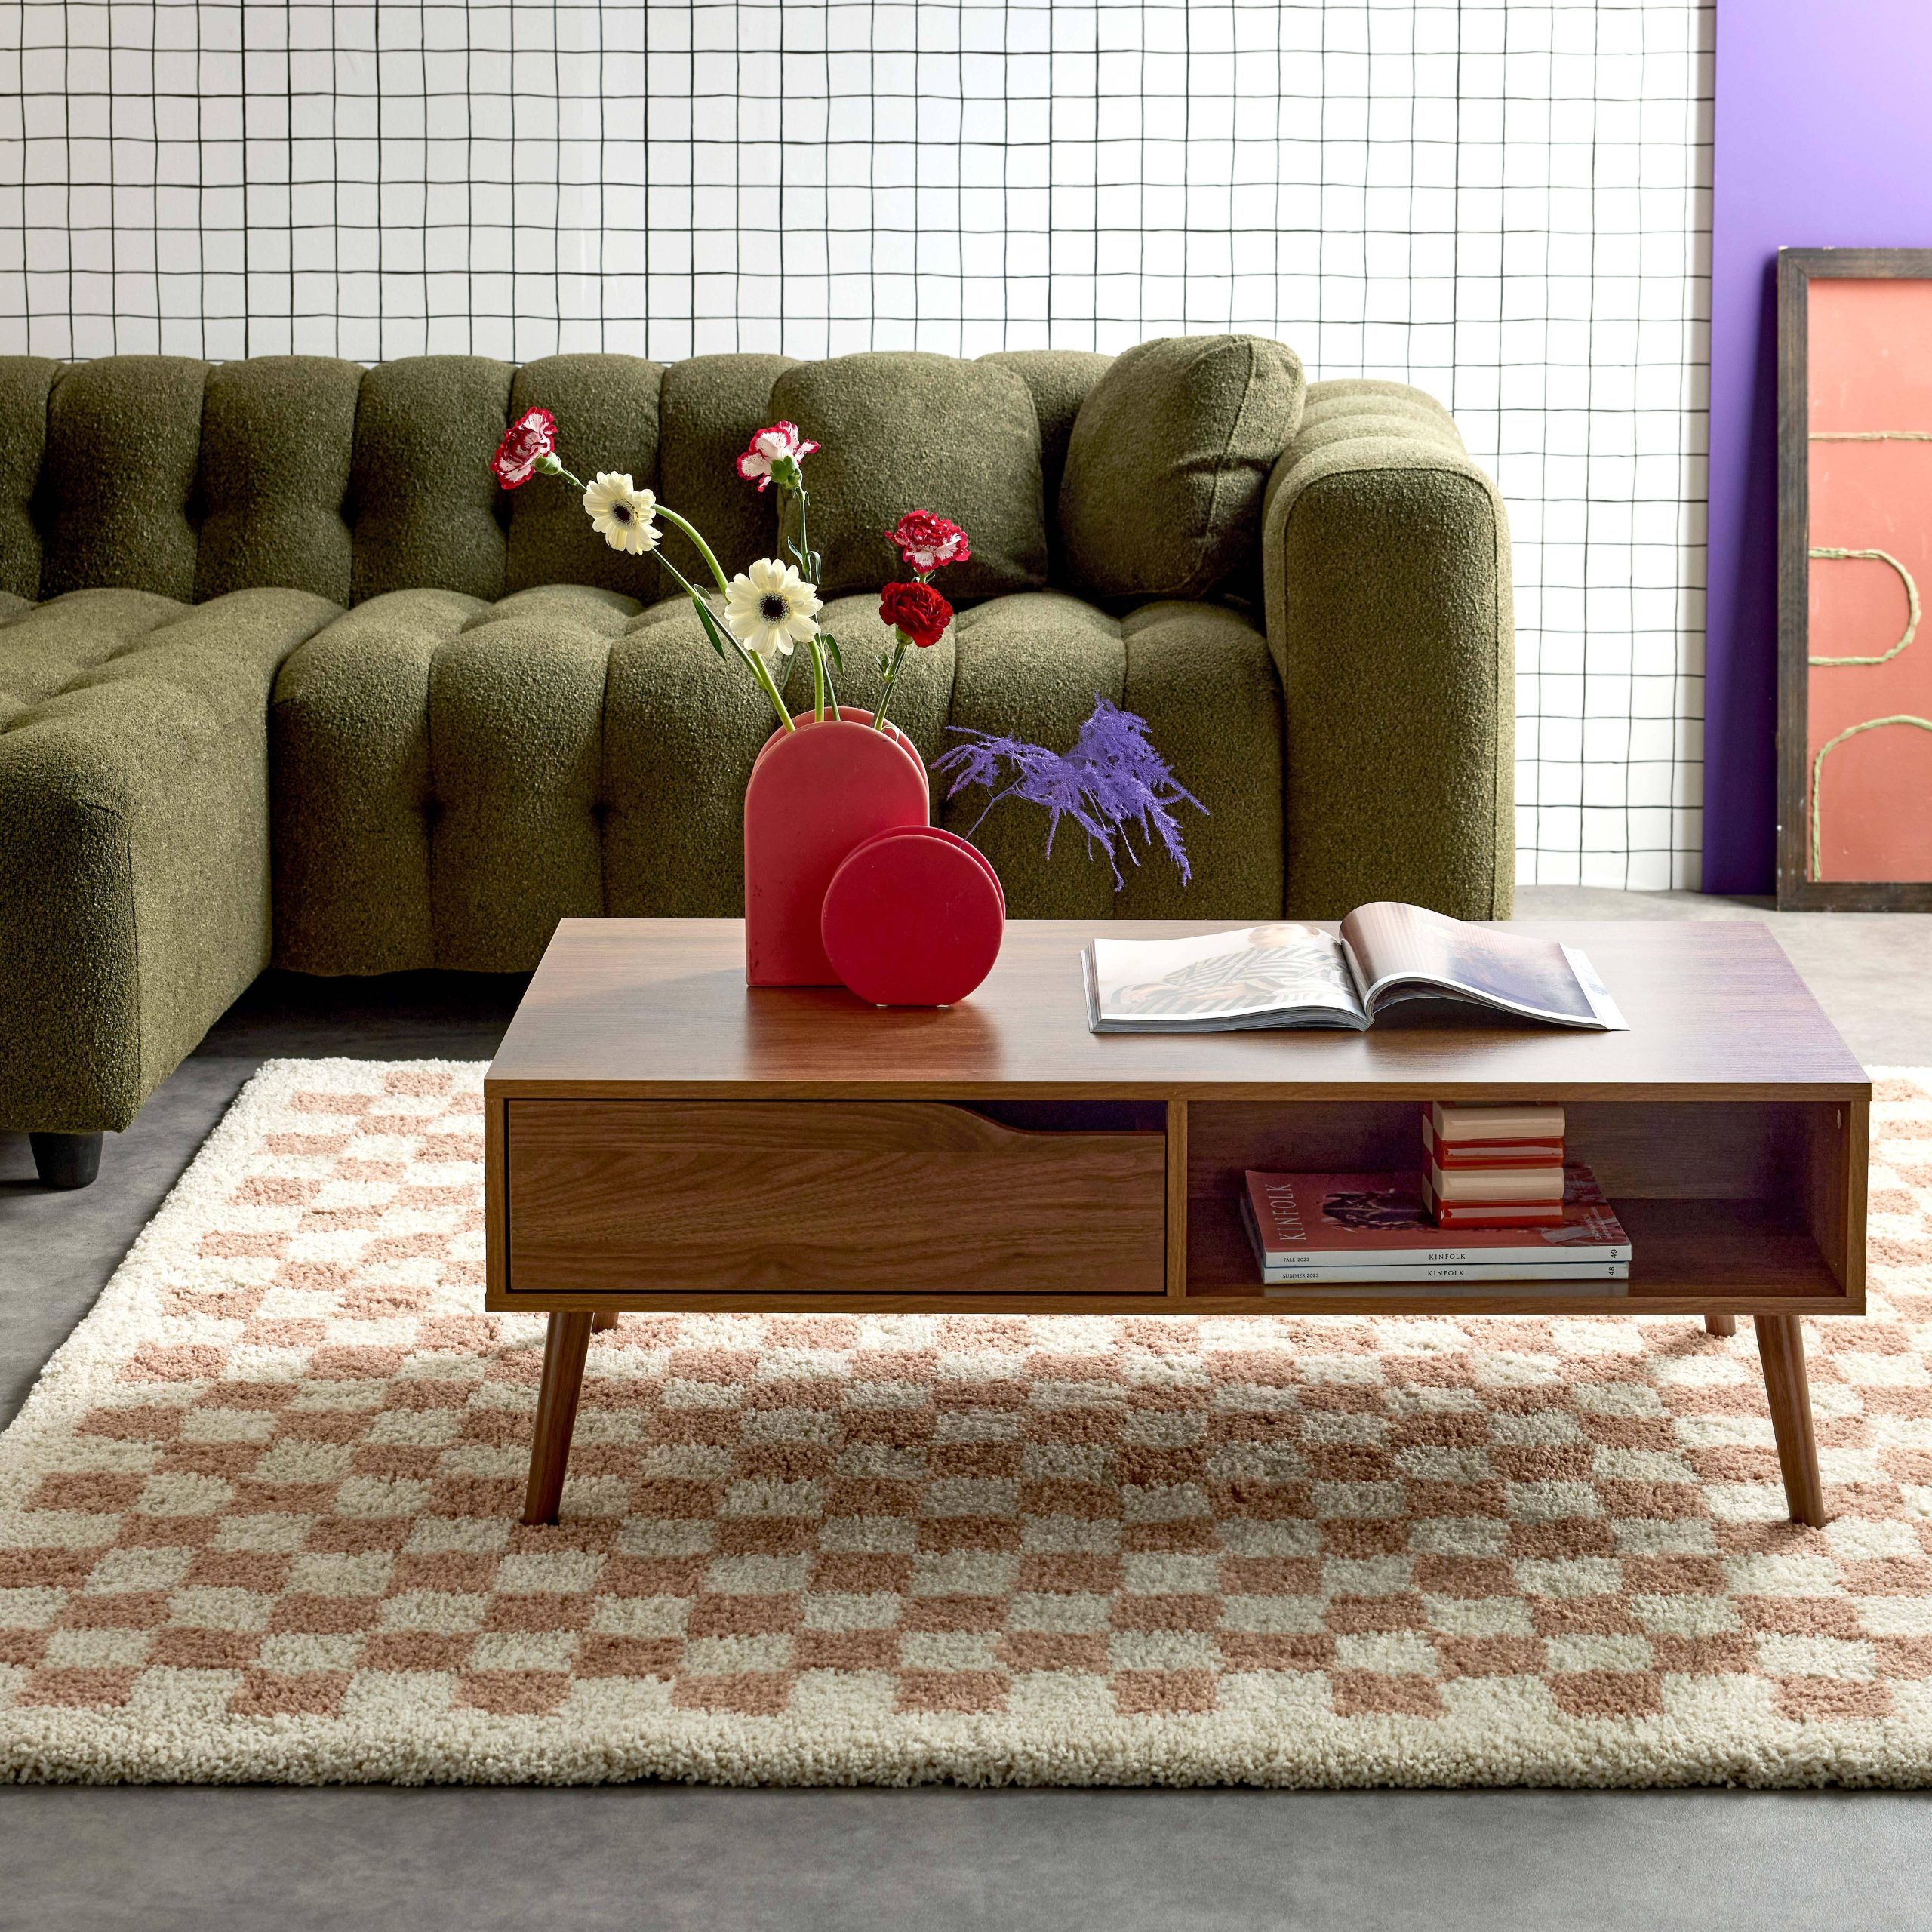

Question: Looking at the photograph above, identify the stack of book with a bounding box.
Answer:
[1240,1168,1632,1291]
[1423,1103,1567,1229]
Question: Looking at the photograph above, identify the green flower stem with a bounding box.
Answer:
[654,503,732,596]
[537,455,586,491]
[784,482,836,723]
[743,645,798,736]
[872,635,909,734]
[660,553,793,734]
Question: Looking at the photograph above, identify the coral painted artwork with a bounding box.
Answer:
[1804,278,1932,884]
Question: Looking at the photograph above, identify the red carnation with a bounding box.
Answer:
[886,509,971,574]
[879,579,954,650]
[491,406,557,489]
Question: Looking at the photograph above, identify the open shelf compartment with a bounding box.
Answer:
[1178,1097,1866,1317]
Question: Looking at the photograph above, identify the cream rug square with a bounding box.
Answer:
[4,1059,1932,1786]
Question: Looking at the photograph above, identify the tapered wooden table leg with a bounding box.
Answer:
[522,1312,594,1526]
[591,1310,620,1332]
[1705,1314,1737,1337]
[1755,1314,1826,1527]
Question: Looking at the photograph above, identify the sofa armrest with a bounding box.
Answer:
[1261,380,1514,919]
[0,589,337,1135]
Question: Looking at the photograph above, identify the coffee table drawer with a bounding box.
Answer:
[504,1100,1168,1297]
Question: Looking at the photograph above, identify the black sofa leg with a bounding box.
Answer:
[29,1132,103,1190]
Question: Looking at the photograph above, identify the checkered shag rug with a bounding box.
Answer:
[5,1059,1932,1788]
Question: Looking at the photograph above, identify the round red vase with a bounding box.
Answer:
[743,711,930,986]
[821,825,1006,1006]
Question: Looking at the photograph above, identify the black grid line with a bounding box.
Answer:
[0,0,1713,887]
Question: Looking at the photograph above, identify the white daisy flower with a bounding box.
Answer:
[582,472,660,555]
[722,558,821,669]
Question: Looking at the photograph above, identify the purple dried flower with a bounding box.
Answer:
[932,697,1207,888]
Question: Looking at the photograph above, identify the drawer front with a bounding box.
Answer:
[505,1100,1167,1296]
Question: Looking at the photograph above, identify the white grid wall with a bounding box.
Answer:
[1,0,1712,888]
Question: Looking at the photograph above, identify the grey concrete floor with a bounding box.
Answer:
[2,889,1930,1930]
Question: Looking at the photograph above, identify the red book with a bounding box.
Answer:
[1421,1171,1564,1229]
[1424,1160,1565,1205]
[1423,1113,1563,1170]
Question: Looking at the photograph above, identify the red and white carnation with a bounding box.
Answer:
[736,421,821,492]
[491,406,557,489]
[886,510,971,574]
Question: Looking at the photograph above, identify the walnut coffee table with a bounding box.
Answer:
[485,918,1870,1530]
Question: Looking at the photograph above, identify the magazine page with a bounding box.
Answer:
[1337,903,1629,1031]
[1086,924,1369,1032]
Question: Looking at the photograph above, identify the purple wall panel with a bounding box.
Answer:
[1706,0,1932,891]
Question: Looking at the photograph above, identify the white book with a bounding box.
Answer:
[1256,1256,1629,1284]
[1262,1268,1629,1294]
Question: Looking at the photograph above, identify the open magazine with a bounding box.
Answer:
[1083,903,1629,1033]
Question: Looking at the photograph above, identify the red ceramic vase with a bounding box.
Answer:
[743,709,931,986]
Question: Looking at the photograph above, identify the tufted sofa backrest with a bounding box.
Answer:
[0,349,1117,611]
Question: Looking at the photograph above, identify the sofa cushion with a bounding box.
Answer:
[197,357,362,605]
[767,352,1049,601]
[656,355,795,592]
[1060,334,1306,602]
[0,357,57,601]
[506,354,666,598]
[349,356,514,605]
[40,357,208,603]
[271,583,640,974]
[271,589,478,974]
[980,349,1112,580]
[429,586,632,968]
[0,587,186,731]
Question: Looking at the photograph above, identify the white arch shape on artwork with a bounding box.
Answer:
[1808,547,1921,667]
[1809,714,1932,881]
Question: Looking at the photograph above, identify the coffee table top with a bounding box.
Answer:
[486,918,1868,1101]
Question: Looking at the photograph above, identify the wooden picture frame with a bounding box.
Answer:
[1777,247,1932,909]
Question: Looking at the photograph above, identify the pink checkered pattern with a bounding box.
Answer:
[4,1063,1932,1783]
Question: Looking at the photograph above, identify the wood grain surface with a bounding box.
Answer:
[503,1099,1168,1297]
[486,919,1869,1101]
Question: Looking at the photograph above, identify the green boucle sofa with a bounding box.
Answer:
[0,340,1513,1186]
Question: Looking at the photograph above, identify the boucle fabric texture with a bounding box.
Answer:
[767,352,1051,601]
[5,1060,1932,1789]
[195,357,365,608]
[38,356,210,604]
[266,583,1285,974]
[1060,335,1307,603]
[503,354,666,601]
[0,589,340,1135]
[1265,379,1515,921]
